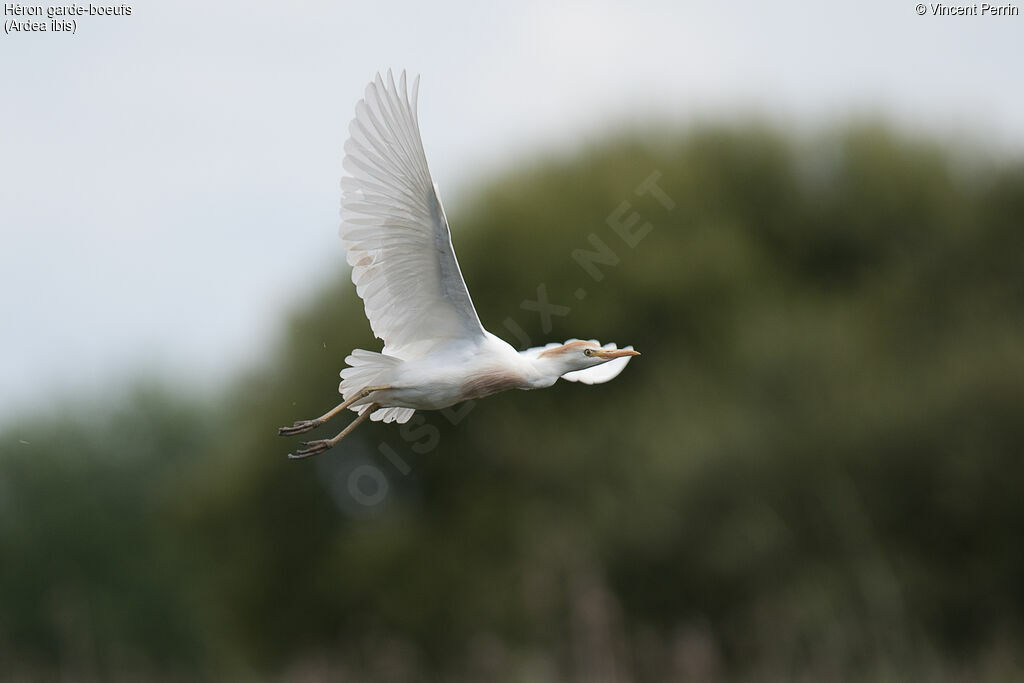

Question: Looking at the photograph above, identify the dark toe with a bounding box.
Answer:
[278,420,318,436]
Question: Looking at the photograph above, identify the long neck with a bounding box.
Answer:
[524,354,575,389]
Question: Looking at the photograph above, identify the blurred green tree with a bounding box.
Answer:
[2,123,1023,681]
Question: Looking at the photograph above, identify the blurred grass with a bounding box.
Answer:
[2,122,1023,681]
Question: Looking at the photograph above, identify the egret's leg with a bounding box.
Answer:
[288,403,380,459]
[278,385,391,436]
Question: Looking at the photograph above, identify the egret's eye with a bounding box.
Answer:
[584,348,593,356]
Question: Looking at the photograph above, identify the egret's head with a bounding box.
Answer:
[538,339,640,374]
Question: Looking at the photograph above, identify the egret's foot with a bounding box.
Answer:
[289,440,333,459]
[284,402,380,461]
[277,385,391,440]
[278,419,321,436]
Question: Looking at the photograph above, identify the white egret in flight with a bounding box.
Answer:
[280,71,640,458]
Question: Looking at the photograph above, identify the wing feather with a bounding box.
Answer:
[340,70,485,358]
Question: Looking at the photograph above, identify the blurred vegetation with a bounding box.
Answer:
[2,122,1024,681]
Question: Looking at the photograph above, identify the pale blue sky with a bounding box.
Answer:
[2,0,1022,415]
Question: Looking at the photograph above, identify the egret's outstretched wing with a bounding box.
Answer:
[520,339,636,385]
[341,70,485,358]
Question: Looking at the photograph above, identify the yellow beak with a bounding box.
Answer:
[595,348,641,359]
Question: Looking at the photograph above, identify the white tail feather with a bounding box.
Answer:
[338,349,415,424]
[370,406,415,424]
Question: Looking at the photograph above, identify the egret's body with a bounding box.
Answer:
[362,335,530,411]
[280,71,639,458]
